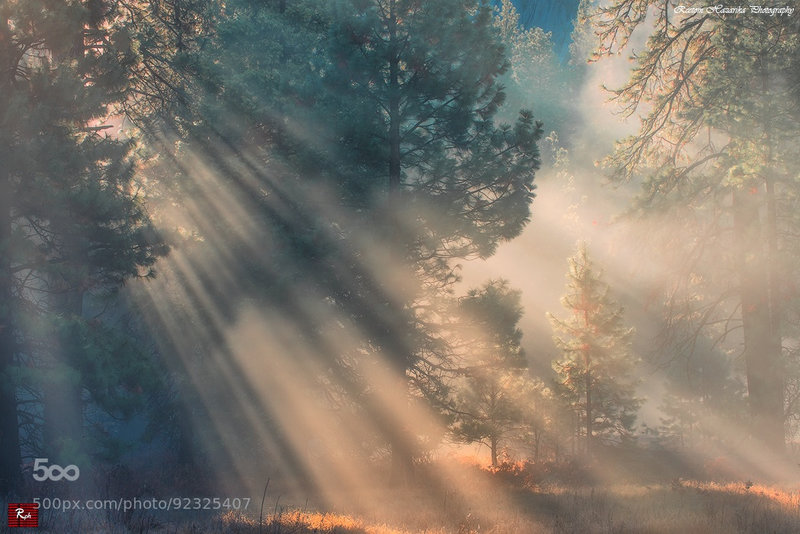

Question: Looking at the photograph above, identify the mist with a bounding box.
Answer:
[3,0,800,532]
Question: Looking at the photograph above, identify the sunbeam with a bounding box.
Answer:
[5,1,800,533]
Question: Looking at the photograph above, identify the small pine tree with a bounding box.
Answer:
[452,280,527,467]
[548,243,640,456]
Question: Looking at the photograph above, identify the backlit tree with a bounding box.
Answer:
[549,243,640,456]
[592,0,800,453]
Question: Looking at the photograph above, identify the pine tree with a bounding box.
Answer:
[452,280,528,467]
[592,1,800,454]
[325,0,541,480]
[318,0,543,258]
[124,0,219,128]
[548,243,640,456]
[158,0,542,484]
[0,0,165,493]
[492,0,574,136]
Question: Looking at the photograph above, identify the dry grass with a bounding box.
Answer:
[6,479,800,533]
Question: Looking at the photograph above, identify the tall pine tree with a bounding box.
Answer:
[0,0,165,494]
[326,0,541,480]
[592,0,800,454]
[156,0,542,484]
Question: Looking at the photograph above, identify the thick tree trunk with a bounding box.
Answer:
[43,241,85,467]
[733,186,784,454]
[388,51,401,195]
[384,0,416,485]
[759,65,785,454]
[389,434,415,486]
[490,436,498,468]
[583,309,593,458]
[0,6,22,498]
[0,332,20,497]
[0,170,22,496]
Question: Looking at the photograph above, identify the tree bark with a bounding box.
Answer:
[384,0,416,485]
[0,10,22,491]
[585,358,592,457]
[387,4,402,200]
[0,166,22,496]
[759,58,785,454]
[42,226,86,468]
[733,185,784,454]
[389,433,415,486]
[583,308,593,458]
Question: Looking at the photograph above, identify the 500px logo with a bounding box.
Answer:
[31,458,80,482]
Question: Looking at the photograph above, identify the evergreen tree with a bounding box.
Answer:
[548,243,640,456]
[326,0,541,480]
[492,0,574,137]
[592,0,800,453]
[158,0,542,484]
[0,0,165,493]
[568,0,599,70]
[516,376,556,463]
[325,0,540,256]
[124,0,219,129]
[452,279,528,467]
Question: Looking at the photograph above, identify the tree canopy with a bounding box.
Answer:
[592,0,800,454]
[0,0,166,492]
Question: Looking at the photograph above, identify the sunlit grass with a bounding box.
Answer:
[16,470,800,532]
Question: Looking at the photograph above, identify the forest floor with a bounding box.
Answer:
[12,479,800,533]
[210,481,800,533]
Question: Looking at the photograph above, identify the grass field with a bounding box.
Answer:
[10,478,800,533]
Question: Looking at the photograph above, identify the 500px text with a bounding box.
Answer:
[33,497,251,512]
[31,458,80,482]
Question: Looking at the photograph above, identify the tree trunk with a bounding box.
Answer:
[0,323,20,496]
[759,59,785,454]
[387,9,402,200]
[583,309,593,458]
[572,410,578,456]
[389,435,415,486]
[733,185,784,454]
[43,217,86,468]
[43,286,85,467]
[0,5,22,498]
[384,0,416,485]
[585,363,592,457]
[0,168,22,496]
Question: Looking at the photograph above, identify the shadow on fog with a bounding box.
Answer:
[128,124,502,523]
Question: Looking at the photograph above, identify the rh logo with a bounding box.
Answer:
[7,503,38,528]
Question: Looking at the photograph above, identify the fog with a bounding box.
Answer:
[5,1,800,532]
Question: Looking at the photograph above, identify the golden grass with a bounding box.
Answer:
[193,480,800,533]
[11,479,800,533]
